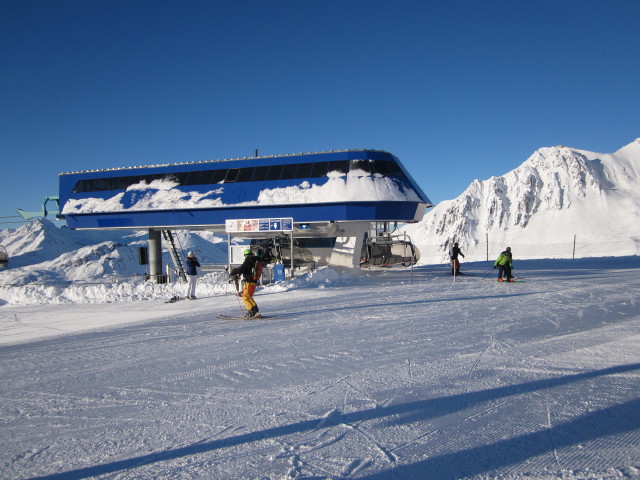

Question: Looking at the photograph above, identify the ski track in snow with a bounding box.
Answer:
[1,259,640,479]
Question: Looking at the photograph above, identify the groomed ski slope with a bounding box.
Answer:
[1,257,639,479]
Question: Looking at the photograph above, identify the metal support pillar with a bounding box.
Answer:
[148,229,163,282]
[290,231,294,279]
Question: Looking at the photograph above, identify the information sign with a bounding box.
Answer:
[225,218,294,233]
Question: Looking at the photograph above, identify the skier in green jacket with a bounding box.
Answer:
[494,247,514,282]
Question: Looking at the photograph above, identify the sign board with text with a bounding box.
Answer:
[225,218,293,233]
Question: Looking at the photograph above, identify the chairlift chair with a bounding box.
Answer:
[361,234,420,267]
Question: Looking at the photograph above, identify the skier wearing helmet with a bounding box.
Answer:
[494,247,514,282]
[230,248,263,318]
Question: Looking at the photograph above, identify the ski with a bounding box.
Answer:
[216,314,278,320]
[497,280,525,283]
[165,296,200,303]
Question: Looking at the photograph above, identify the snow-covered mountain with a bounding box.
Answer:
[0,219,229,286]
[403,138,640,264]
[0,219,146,269]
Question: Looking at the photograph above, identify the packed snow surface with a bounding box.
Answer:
[2,257,639,479]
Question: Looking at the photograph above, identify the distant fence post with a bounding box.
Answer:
[486,233,489,261]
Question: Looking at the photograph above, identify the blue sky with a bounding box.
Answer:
[1,0,639,227]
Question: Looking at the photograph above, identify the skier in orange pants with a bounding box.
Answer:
[230,249,263,318]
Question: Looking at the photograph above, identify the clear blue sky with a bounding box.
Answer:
[1,0,639,227]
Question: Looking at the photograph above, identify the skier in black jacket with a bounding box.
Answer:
[450,242,465,275]
[230,249,262,318]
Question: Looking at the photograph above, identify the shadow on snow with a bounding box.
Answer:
[27,362,640,480]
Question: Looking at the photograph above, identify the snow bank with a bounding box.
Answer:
[0,267,362,306]
[0,271,232,305]
[263,266,364,293]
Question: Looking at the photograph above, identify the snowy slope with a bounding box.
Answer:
[403,138,640,263]
[1,258,639,479]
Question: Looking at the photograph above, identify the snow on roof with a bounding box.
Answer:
[61,171,422,215]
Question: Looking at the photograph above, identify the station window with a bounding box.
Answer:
[295,163,312,179]
[174,172,190,185]
[385,161,406,178]
[224,169,240,183]
[251,166,269,182]
[310,161,328,177]
[236,167,255,182]
[95,179,115,191]
[200,169,227,184]
[280,163,298,180]
[70,156,410,193]
[183,171,203,186]
[327,160,347,174]
[266,165,284,181]
[104,177,119,190]
[370,160,388,175]
[349,159,370,174]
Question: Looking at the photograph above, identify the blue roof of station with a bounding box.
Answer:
[58,149,432,230]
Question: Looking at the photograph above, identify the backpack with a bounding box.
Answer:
[251,258,263,282]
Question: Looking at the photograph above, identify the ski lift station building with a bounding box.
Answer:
[57,149,433,277]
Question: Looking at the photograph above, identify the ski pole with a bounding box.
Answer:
[231,275,245,315]
[481,266,494,279]
[235,293,245,315]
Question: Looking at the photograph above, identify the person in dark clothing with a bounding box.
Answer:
[450,242,465,275]
[230,249,262,318]
[494,247,514,282]
[185,251,201,299]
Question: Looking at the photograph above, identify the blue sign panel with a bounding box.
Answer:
[259,219,270,231]
[225,217,294,233]
[270,219,281,231]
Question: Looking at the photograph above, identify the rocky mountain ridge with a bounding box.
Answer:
[403,138,640,263]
